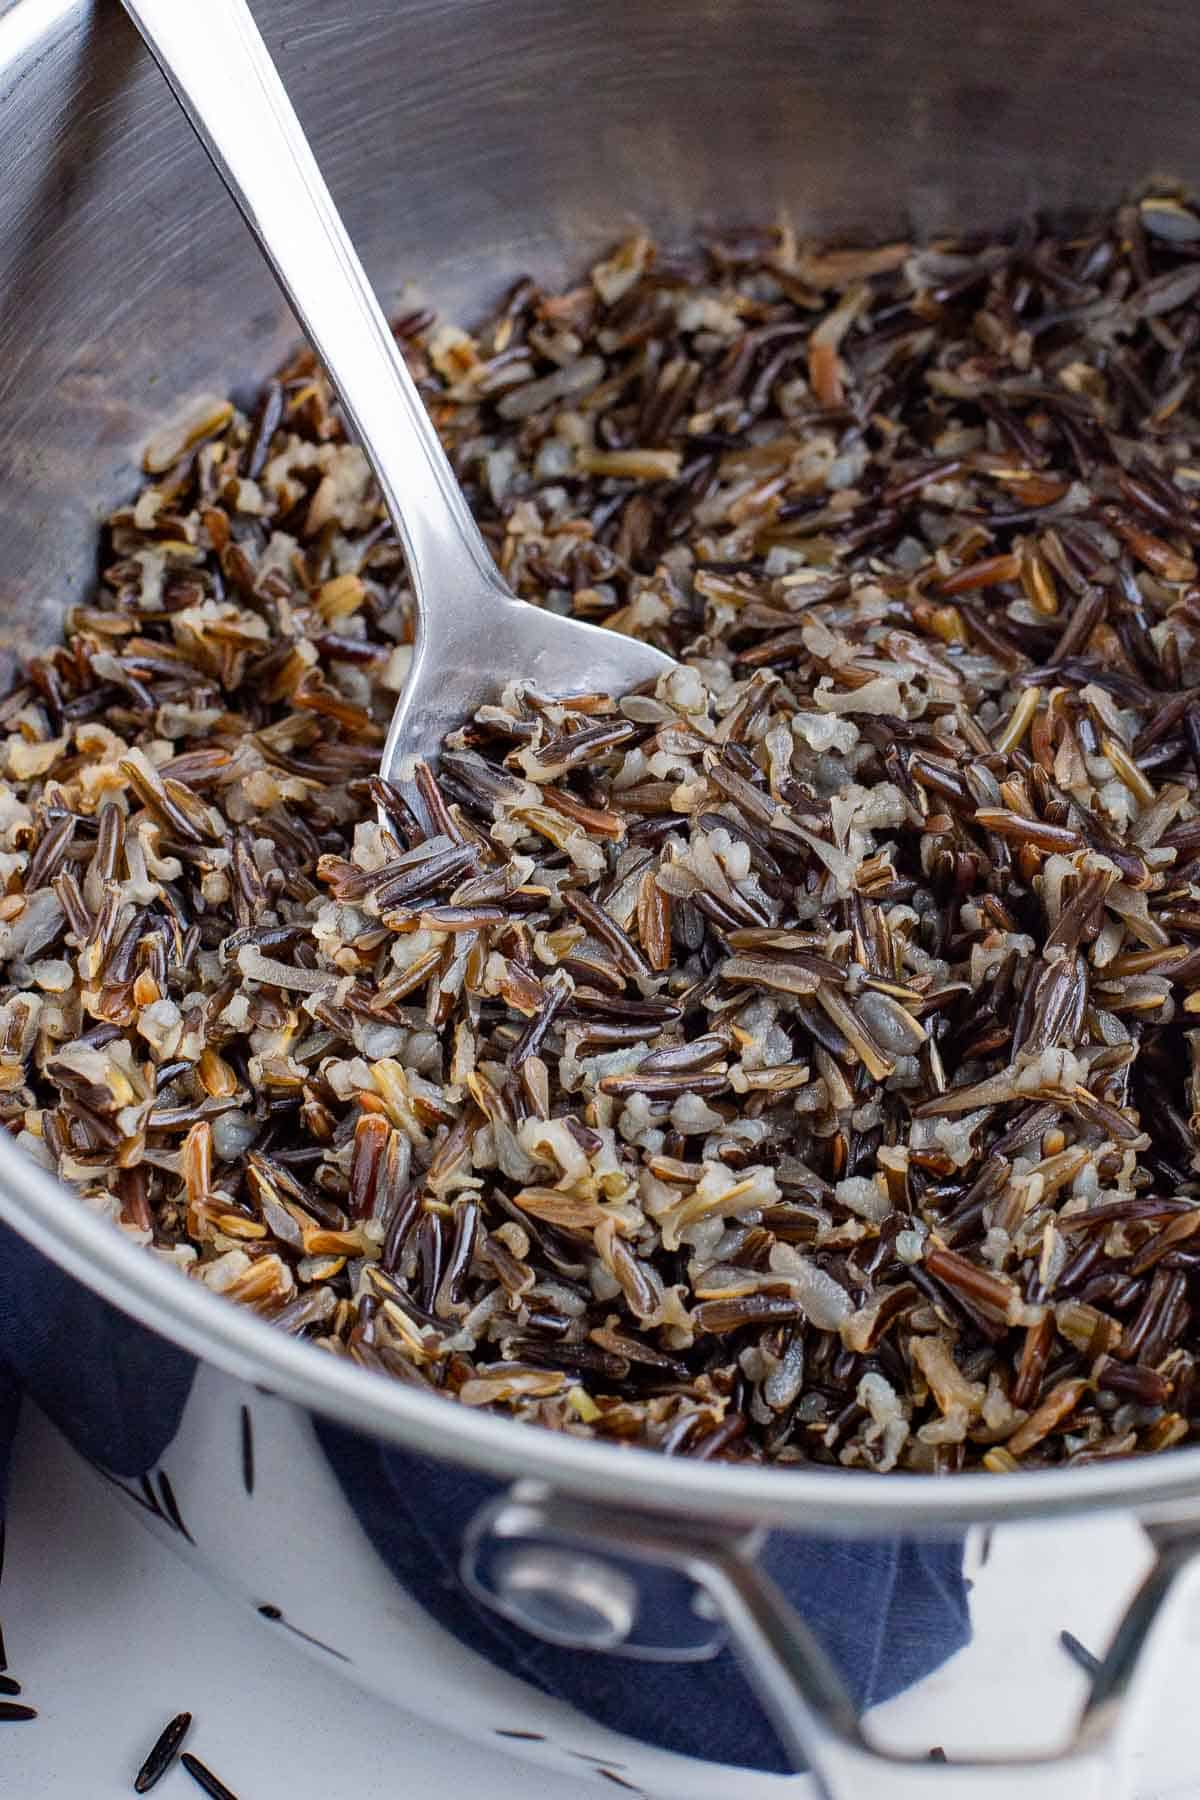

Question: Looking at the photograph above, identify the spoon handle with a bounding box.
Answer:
[121,0,503,608]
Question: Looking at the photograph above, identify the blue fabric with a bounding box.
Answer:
[0,1219,971,1772]
[0,1219,197,1477]
[0,1361,17,1515]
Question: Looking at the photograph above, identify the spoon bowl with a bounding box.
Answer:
[381,580,677,780]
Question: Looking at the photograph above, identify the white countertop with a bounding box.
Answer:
[3,1404,1199,1800]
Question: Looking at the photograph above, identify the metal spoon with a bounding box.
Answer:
[120,0,676,787]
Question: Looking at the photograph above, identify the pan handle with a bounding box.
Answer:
[464,1486,1200,1798]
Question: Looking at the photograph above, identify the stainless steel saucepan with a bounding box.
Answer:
[2,4,1200,1795]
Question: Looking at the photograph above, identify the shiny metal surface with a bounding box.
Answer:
[3,0,1200,1530]
[475,1489,1200,1795]
[4,0,1200,1784]
[120,0,673,773]
[487,1546,640,1650]
[465,1488,731,1661]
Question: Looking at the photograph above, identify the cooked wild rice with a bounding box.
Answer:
[179,1752,239,1800]
[6,201,1200,1472]
[134,1711,193,1794]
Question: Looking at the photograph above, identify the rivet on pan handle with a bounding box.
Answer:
[464,1483,1200,1798]
[463,1484,733,1662]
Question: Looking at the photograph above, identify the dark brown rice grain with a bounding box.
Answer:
[179,1753,239,1800]
[134,1711,193,1794]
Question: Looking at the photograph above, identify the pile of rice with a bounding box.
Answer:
[4,200,1200,1471]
